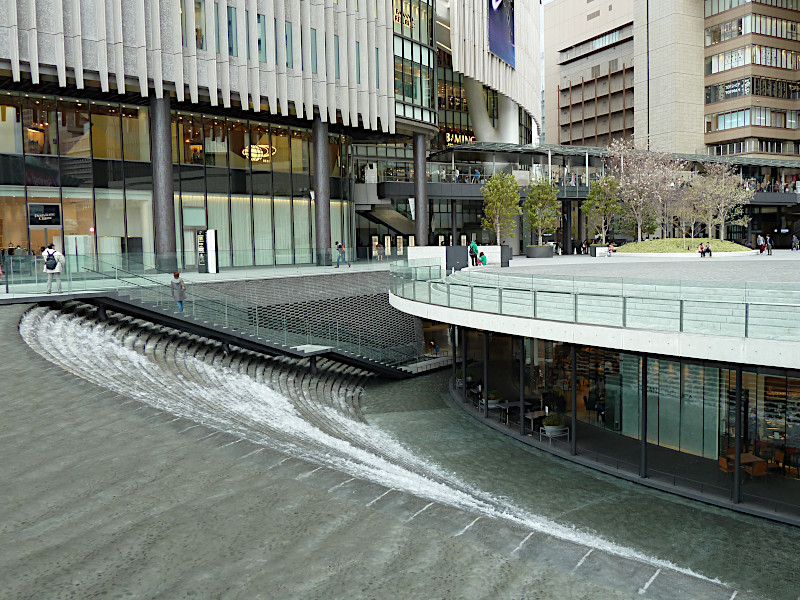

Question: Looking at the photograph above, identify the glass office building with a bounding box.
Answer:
[0,90,353,268]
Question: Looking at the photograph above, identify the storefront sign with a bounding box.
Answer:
[394,8,413,29]
[445,132,476,145]
[242,144,277,163]
[28,203,61,228]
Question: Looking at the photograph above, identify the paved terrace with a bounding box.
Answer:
[483,249,800,283]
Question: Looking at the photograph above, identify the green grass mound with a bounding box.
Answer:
[616,239,750,253]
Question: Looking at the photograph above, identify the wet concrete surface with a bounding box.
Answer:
[1,304,767,600]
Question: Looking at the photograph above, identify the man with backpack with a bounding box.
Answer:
[334,241,350,268]
[42,243,65,293]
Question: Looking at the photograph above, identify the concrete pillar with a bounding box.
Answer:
[413,132,429,246]
[150,96,177,272]
[519,337,525,435]
[578,204,586,249]
[313,116,332,266]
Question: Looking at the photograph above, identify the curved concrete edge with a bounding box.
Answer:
[390,293,800,370]
[614,250,759,258]
[444,377,800,529]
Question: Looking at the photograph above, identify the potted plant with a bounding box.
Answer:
[522,179,559,258]
[542,412,565,436]
[481,172,521,267]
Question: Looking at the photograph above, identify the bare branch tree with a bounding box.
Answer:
[693,162,753,241]
[606,140,685,242]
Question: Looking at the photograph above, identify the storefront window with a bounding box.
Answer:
[23,96,57,156]
[227,119,249,170]
[203,117,227,167]
[121,106,150,162]
[0,185,27,254]
[94,188,125,263]
[179,114,204,165]
[90,103,122,160]
[57,100,91,158]
[0,94,23,155]
[26,186,63,252]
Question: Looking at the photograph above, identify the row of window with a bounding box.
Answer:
[704,44,800,74]
[705,106,800,131]
[706,13,800,45]
[559,24,631,63]
[705,0,800,17]
[393,0,434,48]
[180,0,374,86]
[705,76,800,103]
[704,138,800,155]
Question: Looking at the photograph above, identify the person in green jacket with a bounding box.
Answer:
[469,240,479,266]
[479,252,487,266]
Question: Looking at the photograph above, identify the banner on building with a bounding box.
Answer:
[488,0,515,68]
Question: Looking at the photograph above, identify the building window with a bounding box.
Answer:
[286,21,293,68]
[335,35,340,79]
[257,14,267,62]
[356,41,361,84]
[215,2,220,54]
[194,0,206,50]
[227,6,237,57]
[311,29,318,74]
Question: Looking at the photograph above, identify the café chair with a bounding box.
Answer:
[745,461,767,478]
[718,456,734,473]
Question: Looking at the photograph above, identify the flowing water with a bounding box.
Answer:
[16,306,800,600]
[361,373,800,600]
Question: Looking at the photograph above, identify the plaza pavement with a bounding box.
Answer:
[491,249,800,283]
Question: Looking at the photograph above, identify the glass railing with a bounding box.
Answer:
[26,255,413,367]
[0,247,374,295]
[389,261,800,342]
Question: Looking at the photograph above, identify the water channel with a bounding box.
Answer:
[362,371,800,600]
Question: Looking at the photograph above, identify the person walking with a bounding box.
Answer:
[757,234,765,254]
[469,240,479,266]
[42,243,64,293]
[171,271,187,312]
[766,234,774,255]
[792,234,799,251]
[335,241,350,268]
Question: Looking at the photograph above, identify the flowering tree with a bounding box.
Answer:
[606,140,685,241]
[481,172,521,244]
[582,175,621,244]
[522,179,560,245]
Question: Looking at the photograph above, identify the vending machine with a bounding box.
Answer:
[197,229,218,274]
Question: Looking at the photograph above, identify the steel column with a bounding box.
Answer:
[483,331,489,418]
[571,344,577,455]
[519,336,525,435]
[639,354,648,478]
[733,366,743,503]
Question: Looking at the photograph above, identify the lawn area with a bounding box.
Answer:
[616,239,750,253]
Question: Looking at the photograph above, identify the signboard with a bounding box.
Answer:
[445,132,476,145]
[197,229,219,274]
[28,203,61,228]
[488,0,515,68]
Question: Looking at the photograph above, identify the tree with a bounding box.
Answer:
[582,176,621,244]
[606,139,684,242]
[481,172,521,244]
[522,179,559,245]
[694,162,753,240]
[674,186,703,246]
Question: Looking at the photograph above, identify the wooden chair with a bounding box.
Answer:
[745,460,767,478]
[768,450,785,474]
[718,456,734,473]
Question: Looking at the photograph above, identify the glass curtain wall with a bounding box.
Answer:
[0,92,153,270]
